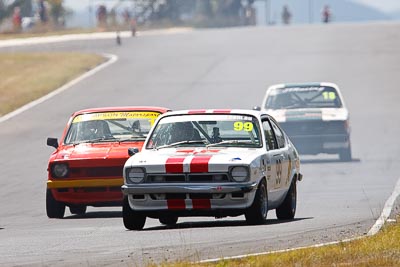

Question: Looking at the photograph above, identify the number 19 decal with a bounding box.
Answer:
[234,121,253,132]
[322,91,336,100]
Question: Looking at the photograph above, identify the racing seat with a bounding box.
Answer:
[98,120,112,138]
[192,128,201,141]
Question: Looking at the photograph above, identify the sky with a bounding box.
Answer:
[64,0,400,13]
[352,0,400,12]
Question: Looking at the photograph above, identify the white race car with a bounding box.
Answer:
[122,109,302,230]
[261,82,352,161]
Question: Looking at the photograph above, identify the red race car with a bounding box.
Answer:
[46,106,170,218]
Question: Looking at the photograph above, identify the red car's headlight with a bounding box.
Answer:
[51,163,69,178]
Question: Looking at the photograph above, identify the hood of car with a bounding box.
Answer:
[125,147,263,173]
[266,108,349,123]
[54,142,144,161]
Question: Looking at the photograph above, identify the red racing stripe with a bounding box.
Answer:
[188,109,206,114]
[167,199,186,210]
[190,155,212,173]
[176,149,195,153]
[165,157,185,173]
[192,199,211,209]
[213,109,231,113]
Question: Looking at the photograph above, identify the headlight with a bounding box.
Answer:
[230,166,249,182]
[126,167,145,183]
[51,163,69,178]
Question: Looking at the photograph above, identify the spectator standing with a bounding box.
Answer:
[281,5,292,25]
[12,6,22,32]
[96,5,107,29]
[122,8,131,26]
[322,5,332,23]
[38,0,48,24]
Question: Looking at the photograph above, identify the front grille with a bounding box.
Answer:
[86,167,122,177]
[280,120,346,136]
[146,173,229,183]
[188,174,229,182]
[147,175,185,183]
[69,166,122,178]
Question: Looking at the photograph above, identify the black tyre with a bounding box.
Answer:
[245,179,268,225]
[123,196,146,230]
[339,146,352,162]
[46,189,65,219]
[69,205,87,215]
[159,216,178,226]
[276,180,297,220]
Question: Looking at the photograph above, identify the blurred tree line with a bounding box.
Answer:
[134,0,255,27]
[0,0,66,27]
[1,0,254,32]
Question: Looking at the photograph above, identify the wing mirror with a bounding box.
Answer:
[47,137,59,149]
[253,106,261,111]
[128,147,139,156]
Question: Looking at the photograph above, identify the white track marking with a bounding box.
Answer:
[0,28,193,48]
[0,53,118,124]
[199,176,400,263]
[367,177,400,235]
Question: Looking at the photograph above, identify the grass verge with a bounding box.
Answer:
[155,217,400,267]
[0,52,105,116]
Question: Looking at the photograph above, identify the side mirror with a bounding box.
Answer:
[128,147,140,156]
[47,137,59,149]
[253,106,261,111]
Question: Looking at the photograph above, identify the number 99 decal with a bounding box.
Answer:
[234,121,253,132]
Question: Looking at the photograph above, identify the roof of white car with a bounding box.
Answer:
[162,109,267,117]
[267,82,339,91]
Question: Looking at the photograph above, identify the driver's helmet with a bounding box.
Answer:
[78,120,109,140]
[169,122,195,143]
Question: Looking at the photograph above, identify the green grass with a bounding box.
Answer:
[152,217,400,267]
[0,52,105,116]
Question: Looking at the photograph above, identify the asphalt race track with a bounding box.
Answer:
[1,22,400,266]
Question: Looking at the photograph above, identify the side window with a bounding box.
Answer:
[262,120,278,150]
[270,120,286,149]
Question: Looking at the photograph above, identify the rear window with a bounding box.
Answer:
[265,86,342,109]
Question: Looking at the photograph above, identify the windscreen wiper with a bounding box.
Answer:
[156,140,207,150]
[206,140,254,148]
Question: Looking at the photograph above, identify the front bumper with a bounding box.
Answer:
[122,181,258,212]
[47,178,123,189]
[47,178,123,205]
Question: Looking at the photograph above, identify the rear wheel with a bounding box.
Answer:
[276,180,297,220]
[46,189,65,219]
[123,196,146,230]
[245,180,268,225]
[69,205,87,215]
[339,146,352,162]
[159,216,178,226]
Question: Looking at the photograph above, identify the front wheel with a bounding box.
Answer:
[245,180,268,225]
[123,196,146,230]
[69,205,87,215]
[276,180,297,220]
[159,216,178,226]
[46,189,65,219]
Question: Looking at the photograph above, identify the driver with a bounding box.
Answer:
[168,122,200,144]
[78,120,110,140]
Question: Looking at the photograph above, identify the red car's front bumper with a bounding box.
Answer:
[47,178,123,205]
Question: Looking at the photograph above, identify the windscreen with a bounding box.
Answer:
[265,86,343,109]
[146,114,262,149]
[64,111,161,144]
